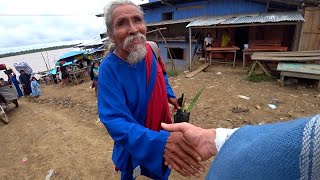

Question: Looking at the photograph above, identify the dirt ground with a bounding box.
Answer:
[0,63,319,180]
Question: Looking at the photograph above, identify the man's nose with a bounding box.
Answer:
[128,21,138,34]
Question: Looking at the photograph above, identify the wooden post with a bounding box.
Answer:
[280,72,285,87]
[189,27,192,71]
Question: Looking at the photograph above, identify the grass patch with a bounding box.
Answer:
[166,70,180,77]
[247,73,275,83]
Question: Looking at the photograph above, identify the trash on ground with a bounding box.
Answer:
[45,169,55,180]
[272,99,283,105]
[231,105,250,113]
[216,72,222,75]
[21,157,28,163]
[237,95,250,100]
[255,105,261,109]
[289,94,298,98]
[268,104,277,109]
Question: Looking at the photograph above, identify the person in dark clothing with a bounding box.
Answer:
[19,70,32,96]
[90,61,96,88]
[78,60,84,69]
[59,62,69,88]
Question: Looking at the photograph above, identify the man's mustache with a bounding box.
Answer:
[124,33,146,48]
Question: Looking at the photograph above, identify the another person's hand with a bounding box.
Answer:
[163,132,204,178]
[162,122,217,161]
[168,98,180,112]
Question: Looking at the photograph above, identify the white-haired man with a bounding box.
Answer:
[98,0,204,179]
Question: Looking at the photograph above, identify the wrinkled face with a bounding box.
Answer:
[110,4,147,63]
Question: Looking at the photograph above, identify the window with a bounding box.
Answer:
[168,48,185,60]
[162,12,173,21]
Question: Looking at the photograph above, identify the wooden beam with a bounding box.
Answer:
[251,56,320,61]
[146,27,167,34]
[185,63,209,78]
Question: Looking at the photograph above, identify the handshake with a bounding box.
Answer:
[161,122,217,178]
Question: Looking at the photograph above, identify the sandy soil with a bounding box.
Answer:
[0,63,319,180]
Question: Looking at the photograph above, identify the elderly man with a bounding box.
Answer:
[98,0,204,179]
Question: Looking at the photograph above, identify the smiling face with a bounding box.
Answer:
[109,4,147,63]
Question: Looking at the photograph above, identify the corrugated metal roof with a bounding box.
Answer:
[186,11,304,27]
[146,17,199,27]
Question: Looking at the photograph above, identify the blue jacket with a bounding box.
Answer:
[207,114,320,180]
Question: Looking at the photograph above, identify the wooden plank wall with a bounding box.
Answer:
[299,7,320,51]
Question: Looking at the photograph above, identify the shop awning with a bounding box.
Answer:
[186,11,304,28]
[57,51,84,61]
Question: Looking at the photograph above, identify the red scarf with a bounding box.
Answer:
[144,44,172,131]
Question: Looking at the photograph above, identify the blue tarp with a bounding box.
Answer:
[57,51,84,61]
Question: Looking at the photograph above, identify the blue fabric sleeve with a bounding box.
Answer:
[98,61,170,177]
[164,74,175,99]
[206,116,313,180]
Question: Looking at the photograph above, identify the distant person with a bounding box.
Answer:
[56,67,62,82]
[78,60,84,69]
[59,62,69,88]
[0,78,10,87]
[204,33,214,62]
[30,77,41,97]
[8,73,23,97]
[18,70,32,95]
[92,62,99,97]
[204,33,213,48]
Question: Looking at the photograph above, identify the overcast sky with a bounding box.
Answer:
[0,0,147,50]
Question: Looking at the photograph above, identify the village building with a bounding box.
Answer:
[138,0,319,71]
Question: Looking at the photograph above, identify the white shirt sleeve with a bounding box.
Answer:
[215,128,239,152]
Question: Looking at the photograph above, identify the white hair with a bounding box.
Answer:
[103,0,144,36]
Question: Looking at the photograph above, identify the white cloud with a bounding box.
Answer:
[0,0,148,50]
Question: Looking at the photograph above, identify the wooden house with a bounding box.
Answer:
[141,0,319,71]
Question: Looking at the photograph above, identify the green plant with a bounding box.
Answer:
[166,69,180,77]
[247,73,275,83]
[181,86,205,112]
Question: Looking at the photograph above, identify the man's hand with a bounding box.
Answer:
[162,122,217,161]
[163,132,205,178]
[168,98,180,112]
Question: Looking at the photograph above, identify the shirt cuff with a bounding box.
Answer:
[215,128,239,152]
